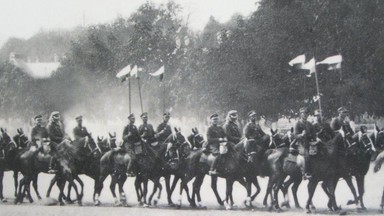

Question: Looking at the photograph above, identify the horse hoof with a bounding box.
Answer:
[306,209,312,214]
[94,200,101,206]
[143,203,150,208]
[359,206,367,211]
[2,198,7,203]
[276,208,283,213]
[296,205,303,210]
[60,202,65,206]
[378,209,383,214]
[168,203,175,207]
[153,199,158,206]
[37,196,42,200]
[347,200,355,205]
[281,201,290,208]
[176,204,181,209]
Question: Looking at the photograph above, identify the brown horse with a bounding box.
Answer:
[15,139,82,205]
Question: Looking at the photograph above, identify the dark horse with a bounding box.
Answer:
[15,139,83,205]
[0,128,22,202]
[177,130,269,210]
[45,134,103,203]
[372,127,384,213]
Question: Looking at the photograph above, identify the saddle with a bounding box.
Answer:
[133,141,143,155]
[36,152,52,163]
[199,152,216,164]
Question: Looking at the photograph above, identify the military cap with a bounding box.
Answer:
[128,113,135,118]
[34,115,43,121]
[337,107,348,113]
[75,115,83,120]
[163,112,171,117]
[140,112,148,118]
[210,113,219,119]
[248,110,257,117]
[228,110,238,116]
[299,107,309,113]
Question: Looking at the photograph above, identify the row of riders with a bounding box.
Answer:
[0,107,384,213]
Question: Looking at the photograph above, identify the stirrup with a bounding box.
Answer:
[48,169,57,174]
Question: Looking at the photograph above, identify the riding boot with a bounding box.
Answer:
[209,154,220,175]
[48,157,57,174]
[304,155,312,180]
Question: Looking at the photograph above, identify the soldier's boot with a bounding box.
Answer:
[209,155,220,176]
[0,149,4,159]
[48,157,57,174]
[303,155,312,180]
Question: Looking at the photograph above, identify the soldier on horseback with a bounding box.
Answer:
[138,112,157,147]
[294,107,316,180]
[330,107,354,135]
[155,112,172,144]
[30,114,49,147]
[223,110,242,145]
[123,113,141,177]
[73,115,90,140]
[46,111,66,173]
[243,110,266,158]
[205,113,227,176]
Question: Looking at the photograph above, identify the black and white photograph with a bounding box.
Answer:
[1,0,384,215]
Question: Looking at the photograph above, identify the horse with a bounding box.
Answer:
[15,139,83,205]
[0,128,21,202]
[177,130,266,210]
[372,127,384,213]
[45,134,102,203]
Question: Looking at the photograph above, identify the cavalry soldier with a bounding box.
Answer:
[30,114,49,147]
[294,107,316,180]
[47,111,66,144]
[73,115,89,140]
[123,113,141,176]
[138,112,157,147]
[243,110,266,156]
[46,111,66,173]
[205,113,227,176]
[155,112,172,144]
[330,107,354,135]
[223,110,242,145]
[312,109,332,133]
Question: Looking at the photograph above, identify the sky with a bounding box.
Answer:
[0,0,259,47]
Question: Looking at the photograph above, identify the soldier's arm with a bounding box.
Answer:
[73,128,80,140]
[293,123,304,139]
[47,125,63,142]
[207,128,222,143]
[122,126,129,141]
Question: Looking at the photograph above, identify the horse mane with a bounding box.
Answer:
[55,140,81,163]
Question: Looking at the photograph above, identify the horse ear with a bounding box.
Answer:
[178,127,181,132]
[195,127,199,133]
[17,129,20,134]
[20,128,24,134]
[192,128,195,133]
[0,128,3,133]
[270,128,274,135]
[109,133,113,138]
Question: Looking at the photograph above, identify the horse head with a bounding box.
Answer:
[109,132,117,149]
[187,127,204,149]
[13,128,30,149]
[0,128,17,152]
[269,129,285,148]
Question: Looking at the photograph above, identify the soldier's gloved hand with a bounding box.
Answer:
[316,137,321,142]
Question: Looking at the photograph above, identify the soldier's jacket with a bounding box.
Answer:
[313,120,332,133]
[139,123,156,144]
[73,126,89,140]
[156,122,172,143]
[205,125,226,154]
[123,123,141,144]
[243,122,265,140]
[47,122,65,144]
[294,119,316,154]
[31,125,49,144]
[330,117,354,135]
[223,121,241,144]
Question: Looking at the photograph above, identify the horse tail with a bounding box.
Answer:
[374,151,384,173]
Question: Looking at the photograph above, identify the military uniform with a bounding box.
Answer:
[31,125,49,146]
[73,126,89,140]
[243,121,266,154]
[330,117,354,135]
[139,123,156,145]
[223,121,241,144]
[205,124,227,154]
[123,123,141,151]
[47,121,65,144]
[156,122,172,144]
[293,119,316,153]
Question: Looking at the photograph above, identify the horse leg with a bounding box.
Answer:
[251,176,260,202]
[142,179,149,206]
[109,173,120,206]
[57,178,66,205]
[25,179,33,203]
[118,174,128,206]
[13,171,18,198]
[281,177,293,209]
[211,176,224,206]
[46,175,57,198]
[344,175,359,208]
[272,176,285,212]
[165,175,174,206]
[263,178,273,207]
[380,186,384,213]
[356,175,366,210]
[306,180,317,213]
[148,178,158,206]
[177,173,193,208]
[0,170,4,202]
[155,178,163,206]
[224,178,234,210]
[15,177,25,204]
[192,174,205,208]
[74,176,84,200]
[94,174,107,206]
[291,177,302,209]
[68,178,82,206]
[134,176,142,205]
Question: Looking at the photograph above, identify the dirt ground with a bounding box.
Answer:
[1,163,384,216]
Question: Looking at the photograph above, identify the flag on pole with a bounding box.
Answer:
[150,65,165,81]
[301,58,316,76]
[130,65,138,78]
[316,55,342,70]
[116,64,131,82]
[288,54,306,68]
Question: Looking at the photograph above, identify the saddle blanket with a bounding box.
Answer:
[199,153,216,164]
[286,154,298,164]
